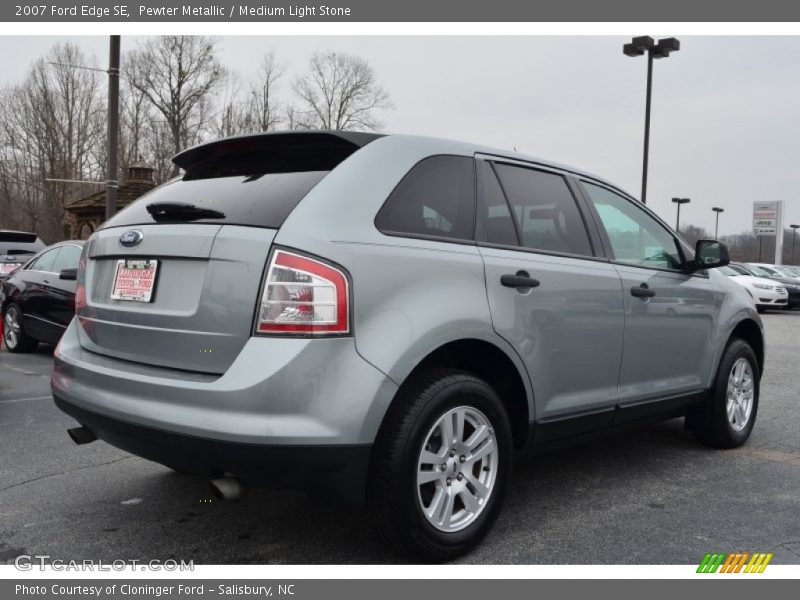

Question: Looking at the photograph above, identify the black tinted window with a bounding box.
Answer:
[375,156,476,241]
[0,234,45,256]
[51,245,83,272]
[102,171,328,230]
[493,163,592,257]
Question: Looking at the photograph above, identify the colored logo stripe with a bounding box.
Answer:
[697,552,773,573]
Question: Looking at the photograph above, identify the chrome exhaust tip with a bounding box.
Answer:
[209,476,243,501]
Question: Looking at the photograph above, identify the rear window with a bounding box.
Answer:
[102,133,380,230]
[0,233,45,256]
[102,171,329,230]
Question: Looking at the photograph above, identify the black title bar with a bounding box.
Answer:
[4,0,800,22]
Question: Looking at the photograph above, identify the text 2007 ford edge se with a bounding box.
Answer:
[52,132,764,561]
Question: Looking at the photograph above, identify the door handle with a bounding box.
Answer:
[630,283,656,298]
[501,272,540,289]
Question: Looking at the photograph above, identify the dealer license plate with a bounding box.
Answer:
[111,259,159,303]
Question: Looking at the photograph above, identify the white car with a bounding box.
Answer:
[747,262,800,283]
[719,265,788,312]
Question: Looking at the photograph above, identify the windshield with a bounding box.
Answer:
[718,266,738,276]
[746,265,773,277]
[774,265,797,278]
[728,264,750,275]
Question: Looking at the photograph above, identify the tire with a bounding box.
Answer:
[368,368,513,562]
[2,304,38,353]
[755,305,766,314]
[688,338,759,448]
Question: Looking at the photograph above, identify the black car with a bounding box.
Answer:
[1,240,84,352]
[735,262,800,309]
[0,230,45,281]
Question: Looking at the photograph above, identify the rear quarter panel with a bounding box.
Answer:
[275,136,535,414]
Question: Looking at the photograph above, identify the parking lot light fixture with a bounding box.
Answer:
[712,207,725,239]
[672,197,691,232]
[624,36,681,205]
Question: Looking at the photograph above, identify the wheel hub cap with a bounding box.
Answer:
[416,405,498,533]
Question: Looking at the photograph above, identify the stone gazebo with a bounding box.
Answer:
[63,161,156,240]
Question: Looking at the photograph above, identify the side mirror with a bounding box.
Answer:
[59,268,78,281]
[693,239,730,270]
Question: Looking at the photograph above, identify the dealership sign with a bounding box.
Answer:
[753,201,778,235]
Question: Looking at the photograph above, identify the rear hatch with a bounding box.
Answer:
[76,131,381,374]
[0,231,44,278]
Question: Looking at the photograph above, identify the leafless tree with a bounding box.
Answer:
[125,36,225,176]
[293,51,392,131]
[244,51,285,132]
[211,72,249,139]
[119,77,151,171]
[0,40,399,242]
[678,224,712,248]
[0,43,104,241]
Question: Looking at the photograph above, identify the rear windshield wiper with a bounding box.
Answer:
[146,202,226,222]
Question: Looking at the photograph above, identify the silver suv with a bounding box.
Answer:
[53,132,764,561]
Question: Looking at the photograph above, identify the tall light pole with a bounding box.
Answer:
[791,224,800,265]
[623,36,680,205]
[106,35,121,221]
[672,197,690,232]
[712,207,724,239]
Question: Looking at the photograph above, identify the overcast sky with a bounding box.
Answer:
[0,35,798,236]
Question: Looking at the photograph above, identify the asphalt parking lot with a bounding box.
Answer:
[1,313,799,565]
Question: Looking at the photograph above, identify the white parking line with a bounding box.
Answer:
[0,395,52,404]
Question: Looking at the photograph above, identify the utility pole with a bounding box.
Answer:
[106,35,121,221]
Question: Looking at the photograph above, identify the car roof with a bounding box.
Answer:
[173,131,637,201]
[383,133,625,191]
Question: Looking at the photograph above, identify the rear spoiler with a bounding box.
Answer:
[0,231,38,243]
[173,131,384,179]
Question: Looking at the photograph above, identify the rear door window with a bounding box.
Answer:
[28,248,60,273]
[375,156,476,242]
[489,163,593,257]
[51,245,83,272]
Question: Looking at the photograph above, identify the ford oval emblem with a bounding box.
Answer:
[119,229,144,248]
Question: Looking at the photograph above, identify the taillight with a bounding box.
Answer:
[75,252,87,312]
[256,249,350,335]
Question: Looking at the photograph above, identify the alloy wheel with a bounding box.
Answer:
[726,357,754,432]
[3,308,20,350]
[416,405,498,533]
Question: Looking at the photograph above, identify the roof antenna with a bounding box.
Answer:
[514,146,518,152]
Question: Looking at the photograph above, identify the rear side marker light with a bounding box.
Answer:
[257,250,350,335]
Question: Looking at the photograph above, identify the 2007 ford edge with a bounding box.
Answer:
[52,131,764,561]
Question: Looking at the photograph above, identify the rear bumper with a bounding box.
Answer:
[55,394,371,508]
[52,319,398,506]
